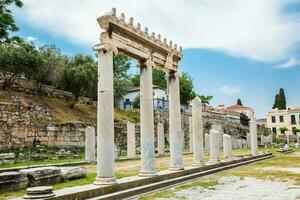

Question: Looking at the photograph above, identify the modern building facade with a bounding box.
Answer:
[266,106,300,135]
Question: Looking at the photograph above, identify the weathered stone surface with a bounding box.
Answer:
[23,186,55,199]
[60,167,86,180]
[20,167,61,186]
[0,153,15,165]
[85,126,96,162]
[0,171,28,192]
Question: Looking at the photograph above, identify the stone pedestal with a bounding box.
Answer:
[223,134,232,161]
[139,61,156,177]
[250,116,258,156]
[168,72,184,171]
[85,126,96,163]
[208,129,220,164]
[205,133,210,153]
[157,123,165,156]
[189,117,193,153]
[23,186,55,199]
[127,121,136,159]
[94,48,116,185]
[191,97,205,166]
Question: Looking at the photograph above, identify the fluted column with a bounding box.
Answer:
[139,60,156,177]
[168,72,184,170]
[94,46,116,185]
[250,115,258,156]
[191,97,205,166]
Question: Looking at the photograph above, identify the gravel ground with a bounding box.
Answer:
[167,176,300,200]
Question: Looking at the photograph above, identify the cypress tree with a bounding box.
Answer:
[277,88,286,110]
[272,94,278,109]
[237,98,243,106]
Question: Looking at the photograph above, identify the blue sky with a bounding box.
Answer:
[12,0,300,118]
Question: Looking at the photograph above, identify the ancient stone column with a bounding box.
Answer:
[189,116,193,153]
[127,121,136,159]
[191,97,205,166]
[205,133,210,153]
[85,126,96,163]
[246,133,251,148]
[157,123,165,156]
[168,72,184,170]
[139,60,156,177]
[223,134,232,161]
[208,129,220,164]
[94,46,116,185]
[250,115,258,156]
[212,124,223,148]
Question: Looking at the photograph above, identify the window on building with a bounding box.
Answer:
[291,115,296,125]
[271,116,276,123]
[279,116,284,123]
[272,127,276,134]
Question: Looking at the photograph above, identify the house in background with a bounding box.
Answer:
[120,85,168,110]
[266,106,300,135]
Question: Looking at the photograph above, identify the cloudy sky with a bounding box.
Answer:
[13,0,300,118]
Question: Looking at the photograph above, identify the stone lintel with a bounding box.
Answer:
[96,8,182,72]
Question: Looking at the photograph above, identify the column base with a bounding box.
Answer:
[94,177,117,185]
[192,161,206,167]
[139,170,157,177]
[169,165,184,171]
[208,160,221,165]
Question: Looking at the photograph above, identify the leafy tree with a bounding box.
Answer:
[35,45,67,93]
[0,0,23,44]
[132,95,140,109]
[179,72,196,106]
[59,54,97,108]
[280,127,288,134]
[237,98,243,106]
[131,68,167,89]
[113,55,132,107]
[0,42,43,90]
[198,95,213,104]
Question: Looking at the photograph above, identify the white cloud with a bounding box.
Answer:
[218,85,240,96]
[275,57,300,69]
[19,0,300,62]
[26,36,38,42]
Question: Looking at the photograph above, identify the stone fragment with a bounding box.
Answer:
[0,172,28,192]
[60,167,87,180]
[85,126,96,163]
[23,186,55,199]
[20,167,61,186]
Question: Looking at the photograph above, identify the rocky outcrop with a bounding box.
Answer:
[0,172,28,192]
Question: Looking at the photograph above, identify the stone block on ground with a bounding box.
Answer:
[0,153,15,165]
[0,172,28,192]
[20,167,61,186]
[60,167,86,180]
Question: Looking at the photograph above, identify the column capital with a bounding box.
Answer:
[93,41,118,55]
[137,58,155,68]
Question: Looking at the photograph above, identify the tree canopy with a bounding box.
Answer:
[0,0,23,44]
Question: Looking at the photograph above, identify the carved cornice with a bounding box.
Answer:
[97,8,182,59]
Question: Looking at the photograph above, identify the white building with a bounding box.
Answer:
[120,85,168,109]
[266,106,300,135]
